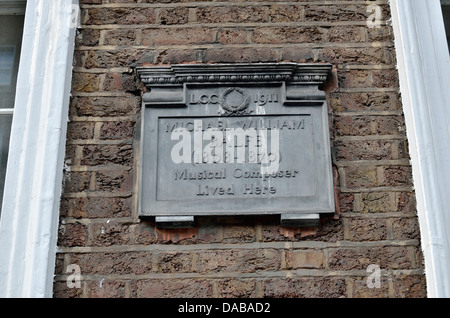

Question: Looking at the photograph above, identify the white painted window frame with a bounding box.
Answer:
[0,0,78,298]
[390,0,450,298]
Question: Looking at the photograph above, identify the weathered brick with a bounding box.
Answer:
[89,222,132,247]
[268,4,304,22]
[344,166,379,189]
[338,193,355,213]
[155,49,199,64]
[84,7,155,25]
[196,249,280,273]
[76,28,100,47]
[320,47,391,65]
[60,196,132,219]
[335,116,375,137]
[81,144,134,166]
[334,115,405,137]
[103,29,137,46]
[86,280,127,298]
[305,4,386,22]
[103,73,139,92]
[382,166,413,187]
[70,252,153,275]
[360,192,393,213]
[331,92,400,112]
[368,26,395,42]
[222,225,256,243]
[335,140,394,161]
[100,121,135,140]
[328,247,414,270]
[392,275,427,298]
[217,28,249,45]
[134,221,158,245]
[392,217,421,240]
[347,218,387,241]
[157,252,192,273]
[252,27,327,44]
[339,69,399,89]
[264,277,346,298]
[159,7,189,25]
[195,6,267,24]
[72,73,100,92]
[217,279,257,298]
[203,47,279,63]
[132,279,213,298]
[53,282,84,298]
[396,192,416,213]
[63,171,92,193]
[352,277,390,298]
[141,28,215,46]
[285,250,324,269]
[58,223,88,247]
[70,96,140,117]
[327,26,366,43]
[67,122,95,140]
[279,47,315,63]
[83,49,153,69]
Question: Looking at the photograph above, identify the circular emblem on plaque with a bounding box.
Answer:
[219,87,250,114]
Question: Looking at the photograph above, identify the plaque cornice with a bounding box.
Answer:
[137,63,332,86]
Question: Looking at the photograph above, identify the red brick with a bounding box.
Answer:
[70,96,140,117]
[196,249,280,273]
[141,27,215,46]
[285,250,324,269]
[217,279,257,298]
[81,144,134,166]
[347,218,387,241]
[344,166,378,189]
[132,279,213,298]
[252,27,327,44]
[159,7,189,25]
[328,247,414,270]
[70,252,153,275]
[58,223,88,247]
[264,277,346,298]
[335,140,395,161]
[392,275,427,298]
[100,121,135,140]
[86,280,127,298]
[157,252,192,273]
[268,4,304,22]
[195,6,267,23]
[89,222,132,247]
[84,7,155,25]
[392,218,421,240]
[60,196,132,219]
[67,122,95,140]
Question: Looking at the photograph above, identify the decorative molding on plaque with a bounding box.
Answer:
[137,63,331,86]
[137,63,332,107]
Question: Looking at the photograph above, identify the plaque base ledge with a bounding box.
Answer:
[280,213,320,228]
[155,216,195,229]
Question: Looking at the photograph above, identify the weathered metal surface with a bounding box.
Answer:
[137,63,334,227]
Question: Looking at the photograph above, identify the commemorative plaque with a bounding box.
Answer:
[137,63,335,228]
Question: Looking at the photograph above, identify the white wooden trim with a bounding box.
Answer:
[0,0,78,298]
[390,0,450,298]
[0,109,14,115]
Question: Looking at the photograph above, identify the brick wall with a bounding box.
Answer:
[53,0,427,298]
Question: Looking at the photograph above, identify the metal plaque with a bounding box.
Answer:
[137,63,335,227]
